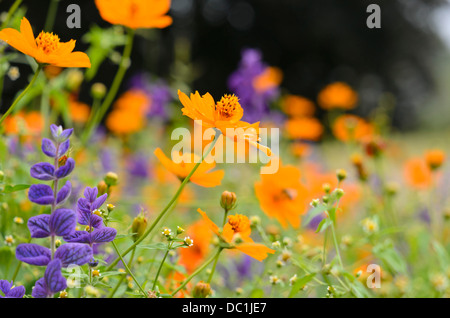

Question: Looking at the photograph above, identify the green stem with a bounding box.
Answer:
[152,242,172,290]
[44,0,60,31]
[111,241,146,297]
[170,248,221,297]
[207,248,223,283]
[108,247,136,298]
[82,28,134,143]
[105,130,220,272]
[0,0,22,30]
[0,64,42,126]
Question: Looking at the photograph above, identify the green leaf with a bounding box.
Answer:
[315,218,330,233]
[137,243,168,250]
[373,240,407,274]
[249,288,264,298]
[303,205,328,227]
[432,241,450,271]
[2,184,30,194]
[288,273,316,298]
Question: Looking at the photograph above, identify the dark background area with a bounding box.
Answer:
[0,0,446,129]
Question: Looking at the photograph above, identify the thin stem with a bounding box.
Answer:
[330,221,343,269]
[207,248,223,283]
[111,241,146,297]
[11,237,31,281]
[108,247,136,298]
[44,0,60,31]
[170,249,221,297]
[0,0,22,30]
[105,130,220,272]
[152,242,172,290]
[82,29,134,143]
[0,64,42,126]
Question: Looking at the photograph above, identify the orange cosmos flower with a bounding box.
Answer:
[281,95,315,118]
[95,0,172,29]
[285,117,323,141]
[253,66,283,93]
[178,90,271,157]
[4,111,43,136]
[332,114,373,142]
[179,220,213,274]
[425,149,446,171]
[318,82,358,110]
[0,17,90,68]
[254,163,308,228]
[154,148,224,187]
[403,158,431,189]
[69,100,91,123]
[198,209,275,261]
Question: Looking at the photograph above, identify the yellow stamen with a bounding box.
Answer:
[36,31,61,54]
[227,214,250,234]
[215,94,241,119]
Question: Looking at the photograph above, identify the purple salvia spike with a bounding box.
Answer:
[55,158,75,179]
[63,231,91,244]
[92,227,117,243]
[49,209,76,237]
[54,243,93,267]
[84,187,98,203]
[27,214,51,238]
[58,139,71,157]
[92,193,108,210]
[28,184,55,205]
[44,259,67,293]
[30,162,55,181]
[41,138,57,157]
[15,244,51,266]
[31,277,48,298]
[56,180,72,205]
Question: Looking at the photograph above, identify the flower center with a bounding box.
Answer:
[273,188,297,202]
[215,94,242,120]
[227,214,250,234]
[36,31,60,54]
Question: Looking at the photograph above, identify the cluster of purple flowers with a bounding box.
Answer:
[14,125,94,298]
[228,48,281,122]
[0,280,25,298]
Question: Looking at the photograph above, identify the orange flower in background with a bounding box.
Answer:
[153,148,224,187]
[332,114,373,142]
[4,111,43,136]
[290,142,311,158]
[404,158,431,189]
[425,149,446,170]
[0,17,90,68]
[255,162,308,228]
[318,82,358,110]
[253,67,283,93]
[95,0,172,29]
[179,219,213,273]
[281,95,315,118]
[178,90,272,157]
[106,90,150,135]
[198,209,275,261]
[69,100,91,123]
[285,117,323,141]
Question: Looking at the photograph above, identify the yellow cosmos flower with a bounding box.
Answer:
[95,0,172,29]
[178,90,272,157]
[198,209,275,261]
[0,17,90,68]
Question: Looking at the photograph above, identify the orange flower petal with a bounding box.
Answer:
[235,243,275,262]
[197,208,220,237]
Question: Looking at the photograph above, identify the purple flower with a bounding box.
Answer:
[64,186,116,247]
[228,48,280,122]
[31,259,67,298]
[0,280,26,298]
[128,73,172,119]
[127,153,149,179]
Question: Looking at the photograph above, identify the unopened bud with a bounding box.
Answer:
[91,82,106,99]
[131,214,148,242]
[66,69,83,91]
[333,188,345,199]
[250,215,261,227]
[97,180,107,196]
[104,172,119,187]
[220,191,237,211]
[0,171,4,182]
[59,291,68,298]
[176,226,185,235]
[107,204,115,212]
[193,281,212,298]
[322,183,331,194]
[55,240,62,248]
[336,169,347,182]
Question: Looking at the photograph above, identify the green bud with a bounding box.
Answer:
[131,214,148,242]
[0,171,4,182]
[91,83,106,99]
[336,169,347,182]
[220,191,237,211]
[193,281,212,298]
[104,172,119,187]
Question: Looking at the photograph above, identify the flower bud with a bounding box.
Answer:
[250,215,261,227]
[322,183,331,194]
[131,214,148,242]
[176,226,185,235]
[92,270,101,277]
[310,198,320,208]
[193,281,212,298]
[55,239,62,248]
[59,291,68,298]
[107,204,115,212]
[66,69,83,91]
[0,170,4,182]
[91,82,106,99]
[97,180,107,196]
[88,259,99,268]
[384,182,399,196]
[104,172,119,187]
[336,169,347,182]
[333,188,345,199]
[220,191,237,211]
